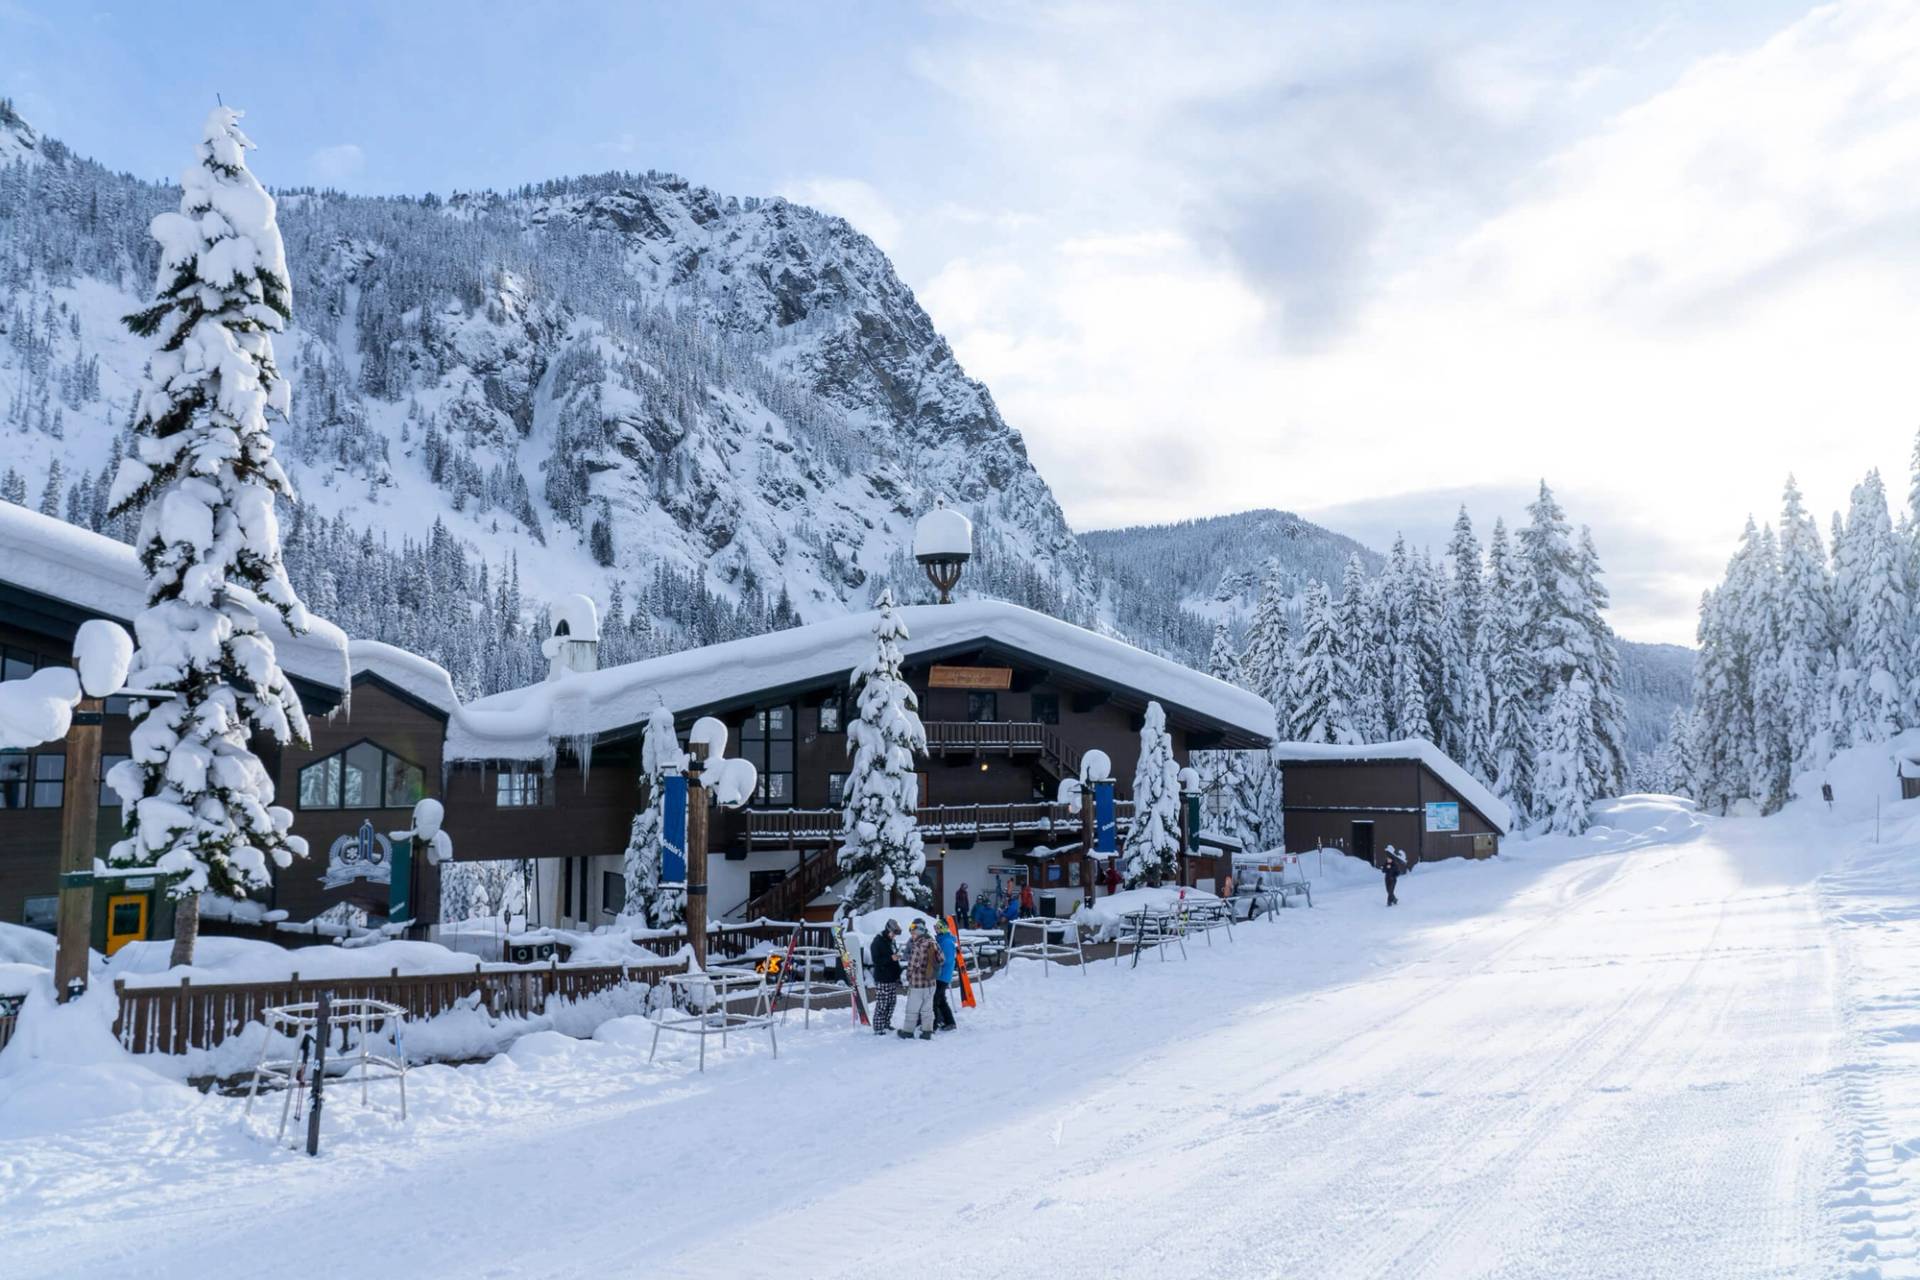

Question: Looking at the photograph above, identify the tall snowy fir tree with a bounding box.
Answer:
[836,590,930,911]
[1337,555,1388,742]
[103,108,311,965]
[621,704,688,927]
[1536,677,1597,834]
[1286,581,1356,744]
[1195,622,1259,850]
[1239,560,1292,709]
[1481,520,1536,823]
[1443,507,1484,768]
[1775,477,1832,767]
[1123,700,1181,886]
[1838,472,1909,742]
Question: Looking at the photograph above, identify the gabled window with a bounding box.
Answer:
[297,741,427,810]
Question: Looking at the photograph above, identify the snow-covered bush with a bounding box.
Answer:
[1124,701,1180,887]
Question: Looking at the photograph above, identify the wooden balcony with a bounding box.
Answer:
[742,799,1134,847]
[922,720,1081,780]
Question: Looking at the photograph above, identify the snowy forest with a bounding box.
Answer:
[1196,482,1629,837]
[1670,450,1920,815]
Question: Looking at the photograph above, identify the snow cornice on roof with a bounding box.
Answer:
[448,599,1276,763]
[0,502,350,700]
[1270,737,1514,834]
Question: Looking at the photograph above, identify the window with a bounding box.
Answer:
[748,868,788,900]
[1031,694,1059,725]
[31,754,64,809]
[817,698,842,733]
[298,742,429,809]
[496,769,544,808]
[2,645,38,683]
[0,751,65,809]
[602,871,626,915]
[100,754,129,806]
[740,705,795,807]
[967,692,998,722]
[828,772,848,806]
[22,895,57,933]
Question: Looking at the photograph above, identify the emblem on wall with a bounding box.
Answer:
[323,819,392,888]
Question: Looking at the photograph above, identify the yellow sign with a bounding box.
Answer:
[929,665,1012,690]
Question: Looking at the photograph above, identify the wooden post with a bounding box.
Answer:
[685,742,709,971]
[1081,786,1096,902]
[55,696,103,1003]
[1177,789,1191,888]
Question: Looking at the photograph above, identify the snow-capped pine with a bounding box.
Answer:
[622,704,689,927]
[1285,581,1356,744]
[1123,700,1181,887]
[835,589,931,912]
[103,108,311,955]
[1536,676,1597,834]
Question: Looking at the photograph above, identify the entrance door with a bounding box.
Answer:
[1350,821,1376,864]
[105,893,148,956]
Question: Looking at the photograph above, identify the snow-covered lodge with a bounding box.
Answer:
[0,500,1275,946]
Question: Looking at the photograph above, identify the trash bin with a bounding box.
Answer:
[1038,892,1058,918]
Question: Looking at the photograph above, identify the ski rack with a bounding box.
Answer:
[1006,916,1087,975]
[1120,908,1188,967]
[774,946,849,1026]
[648,968,779,1072]
[243,997,409,1150]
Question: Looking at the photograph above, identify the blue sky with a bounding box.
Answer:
[5,0,1916,643]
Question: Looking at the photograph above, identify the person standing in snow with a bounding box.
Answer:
[1019,881,1036,916]
[1104,862,1121,897]
[900,919,939,1040]
[868,919,903,1035]
[970,893,996,931]
[933,918,959,1032]
[1001,891,1022,944]
[954,882,970,929]
[1379,845,1409,907]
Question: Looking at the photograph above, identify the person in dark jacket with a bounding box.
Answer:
[1380,845,1408,906]
[954,883,970,928]
[933,918,959,1031]
[868,919,903,1034]
[1104,862,1121,897]
[900,920,939,1040]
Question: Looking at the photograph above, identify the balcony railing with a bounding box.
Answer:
[743,800,1134,846]
[922,720,1081,780]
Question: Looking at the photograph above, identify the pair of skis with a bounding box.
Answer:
[945,916,977,1009]
[830,919,871,1026]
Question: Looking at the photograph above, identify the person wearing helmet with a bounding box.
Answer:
[933,918,959,1032]
[899,918,939,1040]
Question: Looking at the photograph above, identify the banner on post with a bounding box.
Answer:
[661,772,689,883]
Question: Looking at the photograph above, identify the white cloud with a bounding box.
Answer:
[778,177,904,255]
[904,0,1920,644]
[308,142,365,184]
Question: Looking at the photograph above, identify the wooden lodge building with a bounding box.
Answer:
[0,500,1275,948]
[1270,740,1512,863]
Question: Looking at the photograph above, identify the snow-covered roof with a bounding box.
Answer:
[913,503,972,559]
[449,599,1276,762]
[1269,737,1513,834]
[0,501,350,698]
[349,640,459,715]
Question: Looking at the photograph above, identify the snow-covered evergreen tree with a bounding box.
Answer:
[1285,581,1356,744]
[1337,555,1388,741]
[836,590,930,912]
[1124,700,1181,886]
[1482,520,1535,822]
[1838,471,1911,742]
[103,107,311,965]
[621,704,688,927]
[1535,676,1596,834]
[1442,507,1484,766]
[1239,560,1291,708]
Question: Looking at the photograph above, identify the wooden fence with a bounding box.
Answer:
[112,959,685,1056]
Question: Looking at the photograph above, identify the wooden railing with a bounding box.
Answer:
[112,959,685,1056]
[745,800,1134,846]
[923,721,1081,780]
[738,848,841,922]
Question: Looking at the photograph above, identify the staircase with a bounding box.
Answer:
[922,720,1082,784]
[738,845,841,922]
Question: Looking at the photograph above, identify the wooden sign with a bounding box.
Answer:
[929,664,1012,690]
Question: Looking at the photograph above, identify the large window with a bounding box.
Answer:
[966,692,998,722]
[298,741,427,810]
[1030,693,1060,725]
[0,751,63,810]
[22,895,56,933]
[1,644,41,683]
[828,772,848,807]
[602,870,626,916]
[741,705,795,807]
[496,769,544,808]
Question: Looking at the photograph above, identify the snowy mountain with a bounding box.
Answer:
[0,101,1089,694]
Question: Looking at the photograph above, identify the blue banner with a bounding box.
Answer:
[661,772,689,883]
[1093,780,1117,854]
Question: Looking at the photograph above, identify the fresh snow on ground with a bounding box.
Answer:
[7,794,1920,1277]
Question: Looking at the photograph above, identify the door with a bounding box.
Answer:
[105,893,148,956]
[1350,821,1375,864]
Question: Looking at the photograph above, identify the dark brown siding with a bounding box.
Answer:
[440,746,640,865]
[1279,758,1501,863]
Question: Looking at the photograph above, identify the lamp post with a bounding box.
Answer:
[674,716,757,971]
[913,497,973,604]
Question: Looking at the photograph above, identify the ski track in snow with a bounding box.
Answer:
[7,813,1915,1279]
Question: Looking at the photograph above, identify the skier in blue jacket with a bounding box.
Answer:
[933,919,959,1032]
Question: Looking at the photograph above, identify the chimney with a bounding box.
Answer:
[543,593,601,681]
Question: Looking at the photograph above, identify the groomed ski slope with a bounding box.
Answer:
[6,798,1917,1279]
